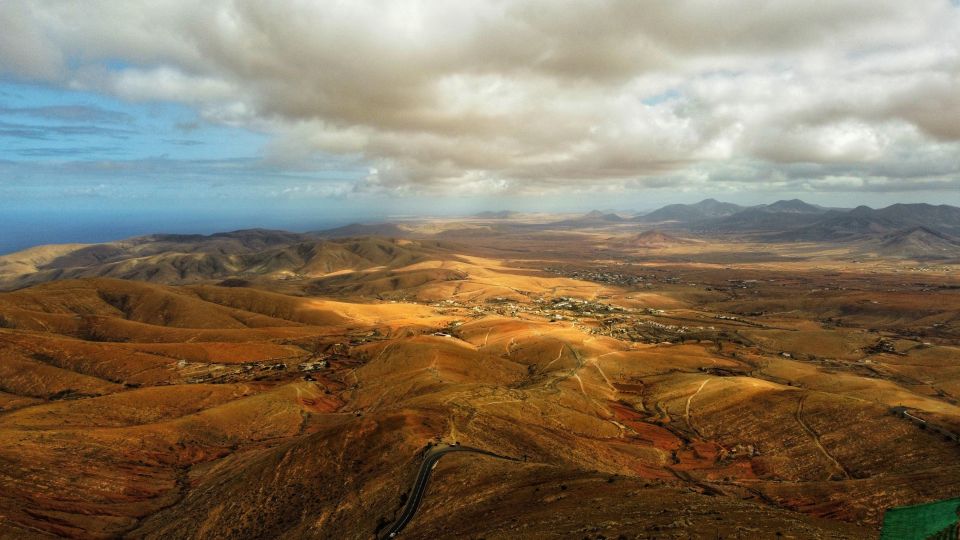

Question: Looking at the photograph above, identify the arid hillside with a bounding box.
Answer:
[0,232,452,291]
[0,224,958,539]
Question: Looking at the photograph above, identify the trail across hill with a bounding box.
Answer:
[378,443,520,539]
[796,394,851,480]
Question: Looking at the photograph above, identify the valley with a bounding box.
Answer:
[0,207,958,539]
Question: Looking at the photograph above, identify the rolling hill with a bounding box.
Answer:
[618,230,696,248]
[0,232,452,290]
[550,210,627,227]
[875,227,960,259]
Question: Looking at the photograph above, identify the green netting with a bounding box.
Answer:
[926,522,956,540]
[880,498,960,540]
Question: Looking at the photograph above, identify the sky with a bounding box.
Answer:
[1,0,959,252]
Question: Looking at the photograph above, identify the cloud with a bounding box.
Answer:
[0,104,133,124]
[0,155,367,198]
[0,0,958,196]
[13,146,123,157]
[0,120,134,140]
[0,2,65,81]
[162,139,204,147]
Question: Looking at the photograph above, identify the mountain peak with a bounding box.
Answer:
[765,199,824,214]
[639,199,743,222]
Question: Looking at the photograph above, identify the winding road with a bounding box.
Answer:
[377,443,520,539]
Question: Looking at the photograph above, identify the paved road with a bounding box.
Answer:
[378,443,519,539]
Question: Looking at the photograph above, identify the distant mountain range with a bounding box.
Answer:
[322,201,960,258]
[636,198,744,222]
[3,200,959,289]
[635,197,959,238]
[768,204,960,242]
[0,230,448,290]
[549,210,626,227]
